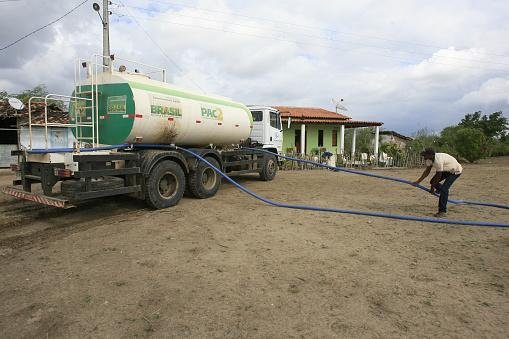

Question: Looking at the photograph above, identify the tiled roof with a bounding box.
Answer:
[0,99,69,125]
[379,130,413,141]
[276,106,383,127]
[282,117,383,127]
[275,106,351,120]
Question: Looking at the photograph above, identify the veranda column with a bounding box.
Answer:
[339,125,345,155]
[374,126,380,165]
[300,124,306,155]
[351,128,357,157]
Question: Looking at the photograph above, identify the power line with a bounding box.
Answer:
[127,0,509,60]
[119,4,509,69]
[114,12,509,74]
[0,0,89,52]
[117,0,206,93]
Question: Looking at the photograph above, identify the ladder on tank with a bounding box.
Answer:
[25,56,105,150]
[26,93,95,150]
[72,55,108,148]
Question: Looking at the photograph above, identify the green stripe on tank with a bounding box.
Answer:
[70,83,135,145]
[129,81,253,125]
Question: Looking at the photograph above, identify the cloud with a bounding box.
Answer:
[1,0,508,134]
[456,78,509,111]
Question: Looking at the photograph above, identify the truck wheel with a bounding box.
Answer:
[188,157,221,199]
[259,155,277,181]
[145,160,185,209]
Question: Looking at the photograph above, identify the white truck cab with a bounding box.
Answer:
[248,105,283,154]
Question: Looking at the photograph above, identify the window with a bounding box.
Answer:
[251,111,263,122]
[332,129,337,146]
[270,111,281,129]
[318,130,324,147]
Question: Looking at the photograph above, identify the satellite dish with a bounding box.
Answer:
[7,97,24,110]
[332,98,348,113]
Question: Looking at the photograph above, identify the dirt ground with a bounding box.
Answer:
[0,157,508,338]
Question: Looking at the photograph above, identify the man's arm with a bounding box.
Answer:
[430,172,442,192]
[414,166,432,185]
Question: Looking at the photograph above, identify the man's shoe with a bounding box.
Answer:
[434,212,447,218]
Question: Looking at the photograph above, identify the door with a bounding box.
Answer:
[269,111,283,153]
[294,129,307,154]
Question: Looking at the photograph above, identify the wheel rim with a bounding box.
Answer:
[158,172,178,198]
[201,167,217,191]
[267,159,276,175]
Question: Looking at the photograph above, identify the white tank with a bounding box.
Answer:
[74,71,253,146]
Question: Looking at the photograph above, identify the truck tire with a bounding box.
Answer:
[145,160,185,209]
[259,155,277,181]
[188,157,221,199]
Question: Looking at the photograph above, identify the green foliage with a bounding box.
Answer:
[408,128,440,153]
[438,125,491,162]
[14,84,49,104]
[1,84,65,110]
[459,111,508,139]
[344,127,375,153]
[490,139,509,157]
[380,142,403,157]
[410,111,509,161]
[452,128,489,163]
[438,126,462,157]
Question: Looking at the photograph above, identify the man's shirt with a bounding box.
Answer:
[425,153,463,174]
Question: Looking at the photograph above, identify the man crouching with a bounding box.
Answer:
[413,148,463,218]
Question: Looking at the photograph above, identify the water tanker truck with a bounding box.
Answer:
[3,56,283,209]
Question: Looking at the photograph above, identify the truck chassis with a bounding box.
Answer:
[4,147,278,209]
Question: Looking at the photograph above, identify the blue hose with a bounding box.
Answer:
[25,144,509,227]
[28,144,131,154]
[243,147,509,210]
[176,147,508,228]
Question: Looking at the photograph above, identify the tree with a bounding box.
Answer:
[439,126,488,162]
[15,84,49,104]
[1,84,65,110]
[454,128,489,162]
[409,128,440,153]
[439,125,462,157]
[459,111,508,139]
[344,127,376,154]
[380,142,403,157]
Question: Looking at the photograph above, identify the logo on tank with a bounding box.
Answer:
[201,107,223,121]
[107,95,127,114]
[69,100,87,121]
[150,95,182,118]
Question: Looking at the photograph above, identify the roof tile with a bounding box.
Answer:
[275,106,351,120]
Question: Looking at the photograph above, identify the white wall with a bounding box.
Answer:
[0,144,17,167]
[19,126,75,149]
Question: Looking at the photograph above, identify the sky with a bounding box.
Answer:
[0,0,508,135]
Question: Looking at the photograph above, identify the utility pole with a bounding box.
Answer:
[102,0,110,68]
[93,1,111,67]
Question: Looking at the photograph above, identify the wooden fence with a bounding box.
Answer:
[280,150,425,171]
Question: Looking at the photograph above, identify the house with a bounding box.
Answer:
[0,101,18,168]
[379,130,413,149]
[0,99,75,167]
[275,106,383,156]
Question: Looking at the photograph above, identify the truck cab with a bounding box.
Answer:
[248,106,283,154]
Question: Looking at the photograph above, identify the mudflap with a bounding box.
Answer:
[1,186,75,209]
